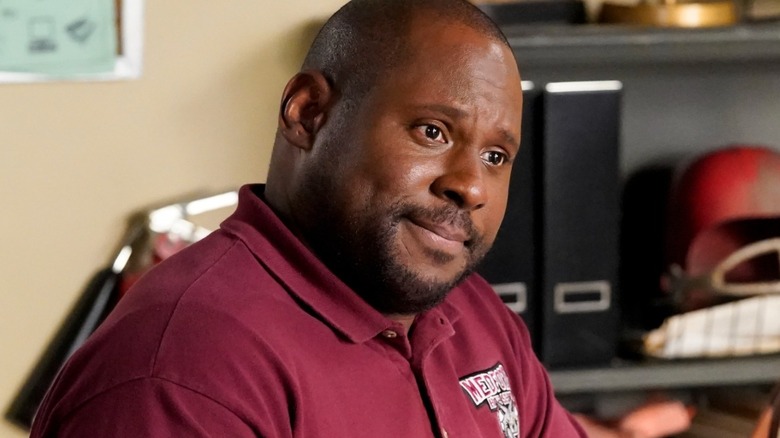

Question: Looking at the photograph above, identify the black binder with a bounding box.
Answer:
[537,81,622,368]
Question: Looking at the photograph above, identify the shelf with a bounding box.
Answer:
[503,22,780,66]
[549,354,780,394]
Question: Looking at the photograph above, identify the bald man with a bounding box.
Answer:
[31,1,688,437]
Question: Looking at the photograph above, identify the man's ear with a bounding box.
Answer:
[278,71,334,150]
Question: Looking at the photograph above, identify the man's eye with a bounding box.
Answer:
[482,150,508,166]
[422,125,445,142]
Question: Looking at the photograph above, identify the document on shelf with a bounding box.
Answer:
[644,294,780,359]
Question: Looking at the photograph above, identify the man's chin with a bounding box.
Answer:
[368,286,451,315]
[364,262,473,315]
[393,236,470,278]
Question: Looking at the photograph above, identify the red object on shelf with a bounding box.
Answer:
[665,145,780,309]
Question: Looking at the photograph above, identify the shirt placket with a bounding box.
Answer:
[410,311,457,438]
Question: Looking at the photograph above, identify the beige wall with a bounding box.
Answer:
[0,1,347,435]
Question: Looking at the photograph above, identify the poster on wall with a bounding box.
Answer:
[0,0,144,82]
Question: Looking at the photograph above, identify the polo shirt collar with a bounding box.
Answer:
[220,184,461,344]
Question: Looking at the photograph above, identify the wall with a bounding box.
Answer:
[0,1,347,436]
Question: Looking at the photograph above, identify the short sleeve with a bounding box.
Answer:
[37,377,258,437]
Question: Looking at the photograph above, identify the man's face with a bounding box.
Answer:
[297,20,523,314]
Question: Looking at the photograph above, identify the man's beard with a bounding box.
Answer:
[303,197,491,315]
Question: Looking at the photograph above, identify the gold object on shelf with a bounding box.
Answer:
[600,0,738,27]
[469,0,522,3]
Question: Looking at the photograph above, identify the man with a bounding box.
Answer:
[30,1,690,436]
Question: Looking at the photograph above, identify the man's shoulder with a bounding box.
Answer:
[100,228,300,371]
[120,228,295,324]
[38,231,298,425]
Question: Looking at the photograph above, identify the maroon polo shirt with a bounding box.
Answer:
[31,184,585,437]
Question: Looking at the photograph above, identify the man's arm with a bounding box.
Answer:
[573,399,694,438]
[31,377,260,437]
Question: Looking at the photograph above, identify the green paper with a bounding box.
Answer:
[0,0,117,76]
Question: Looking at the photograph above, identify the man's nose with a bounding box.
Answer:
[430,148,487,211]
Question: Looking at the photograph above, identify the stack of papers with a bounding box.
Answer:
[644,295,780,359]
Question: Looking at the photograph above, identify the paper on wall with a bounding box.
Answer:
[0,0,116,75]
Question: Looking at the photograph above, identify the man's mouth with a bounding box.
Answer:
[411,217,468,241]
[405,216,471,253]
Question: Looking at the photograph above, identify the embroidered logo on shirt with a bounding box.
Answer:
[459,363,520,438]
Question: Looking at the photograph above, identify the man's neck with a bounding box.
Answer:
[385,314,416,336]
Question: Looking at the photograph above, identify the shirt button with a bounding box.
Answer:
[381,330,398,339]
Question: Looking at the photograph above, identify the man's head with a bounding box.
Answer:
[265,0,523,315]
[300,0,512,115]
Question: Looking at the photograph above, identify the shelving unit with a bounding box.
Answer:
[503,22,780,400]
